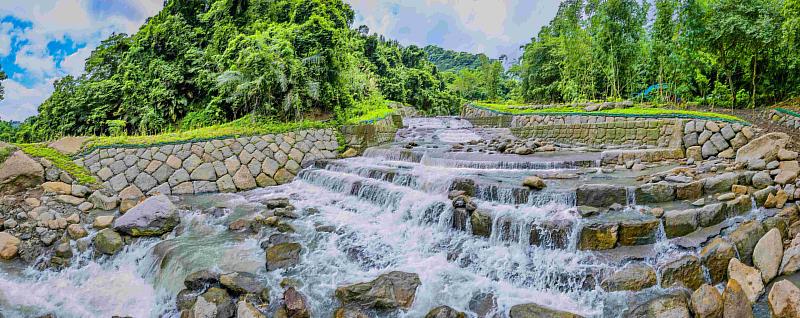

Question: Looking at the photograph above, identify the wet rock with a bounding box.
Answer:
[576,184,626,207]
[93,228,123,255]
[618,218,660,246]
[185,270,220,291]
[676,181,704,200]
[470,210,492,238]
[236,300,266,318]
[736,132,790,164]
[0,232,21,260]
[635,182,675,203]
[700,237,736,284]
[522,176,546,190]
[266,242,301,271]
[723,279,753,318]
[753,228,783,283]
[577,222,618,250]
[508,303,583,318]
[626,292,691,317]
[335,271,421,310]
[264,198,291,209]
[768,280,800,318]
[600,263,656,292]
[530,219,573,249]
[663,209,698,238]
[449,178,475,197]
[425,305,467,318]
[729,220,766,266]
[659,255,704,290]
[177,289,199,310]
[728,258,764,304]
[193,287,235,318]
[219,272,263,296]
[469,292,499,318]
[114,194,179,237]
[0,151,44,194]
[283,287,310,318]
[334,307,370,318]
[691,284,723,318]
[753,171,774,189]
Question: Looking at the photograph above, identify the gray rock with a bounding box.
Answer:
[88,191,119,210]
[133,173,158,192]
[335,271,422,310]
[576,184,626,207]
[113,194,179,237]
[736,132,791,164]
[600,263,656,292]
[190,163,217,181]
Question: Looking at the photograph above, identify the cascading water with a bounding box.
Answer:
[0,117,713,318]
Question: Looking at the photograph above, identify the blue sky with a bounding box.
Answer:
[0,0,559,122]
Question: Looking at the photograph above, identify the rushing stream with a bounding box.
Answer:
[0,117,740,317]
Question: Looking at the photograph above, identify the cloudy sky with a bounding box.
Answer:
[0,0,559,122]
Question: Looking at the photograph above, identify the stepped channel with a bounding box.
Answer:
[0,117,778,317]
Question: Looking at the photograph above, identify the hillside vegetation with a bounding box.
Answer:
[14,0,462,142]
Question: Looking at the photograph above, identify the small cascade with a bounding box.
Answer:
[626,186,637,206]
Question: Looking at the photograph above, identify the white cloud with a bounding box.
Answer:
[0,0,164,121]
[0,78,55,122]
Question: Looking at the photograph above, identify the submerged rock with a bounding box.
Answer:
[283,287,311,318]
[335,271,422,310]
[113,194,179,237]
[508,303,583,318]
[93,228,123,255]
[425,306,467,318]
[266,242,302,271]
[192,287,235,318]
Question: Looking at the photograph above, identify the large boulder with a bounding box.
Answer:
[691,284,723,318]
[508,303,583,318]
[0,150,44,194]
[723,279,754,318]
[576,184,626,207]
[768,280,800,318]
[335,271,421,310]
[425,306,467,318]
[94,228,123,255]
[729,220,766,266]
[113,194,179,236]
[728,258,764,304]
[659,255,704,290]
[192,287,235,318]
[736,132,790,164]
[600,263,656,292]
[625,293,691,318]
[219,272,264,296]
[753,228,783,283]
[266,242,301,271]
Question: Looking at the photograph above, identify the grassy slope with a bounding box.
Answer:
[16,143,98,185]
[473,102,745,123]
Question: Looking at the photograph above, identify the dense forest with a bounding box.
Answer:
[517,0,800,107]
[422,45,485,72]
[4,0,799,142]
[12,0,498,141]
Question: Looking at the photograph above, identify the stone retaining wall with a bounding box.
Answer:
[340,116,399,151]
[463,104,754,160]
[770,108,800,130]
[75,128,339,195]
[510,120,678,147]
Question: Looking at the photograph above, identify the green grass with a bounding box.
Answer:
[340,95,398,125]
[472,102,745,123]
[776,108,800,118]
[17,143,98,185]
[82,115,334,151]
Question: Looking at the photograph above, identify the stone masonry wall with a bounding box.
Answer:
[511,120,676,147]
[770,109,800,130]
[463,104,754,160]
[340,116,399,151]
[75,128,339,195]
